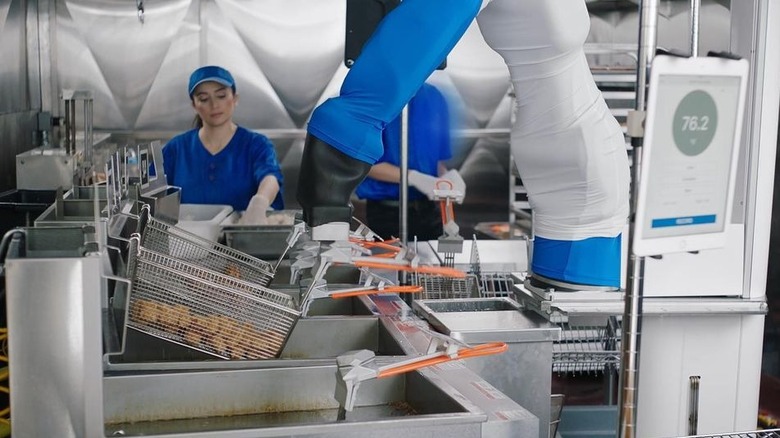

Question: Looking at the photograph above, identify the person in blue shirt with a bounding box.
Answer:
[163,65,284,225]
[355,82,465,241]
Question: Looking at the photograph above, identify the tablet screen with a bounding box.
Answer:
[640,73,742,240]
[633,56,748,257]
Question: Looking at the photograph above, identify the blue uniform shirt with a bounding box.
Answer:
[356,83,452,201]
[162,126,284,211]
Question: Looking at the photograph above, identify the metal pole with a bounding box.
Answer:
[618,0,657,437]
[70,99,76,155]
[399,104,410,283]
[63,99,71,154]
[690,0,701,57]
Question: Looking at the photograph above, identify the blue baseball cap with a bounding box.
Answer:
[188,65,236,97]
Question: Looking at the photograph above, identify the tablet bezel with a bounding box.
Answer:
[632,55,749,257]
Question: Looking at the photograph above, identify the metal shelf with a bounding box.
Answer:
[552,317,621,375]
[678,431,780,438]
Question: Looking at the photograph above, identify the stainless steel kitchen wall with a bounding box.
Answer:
[25,0,731,231]
[0,0,39,191]
[0,0,29,114]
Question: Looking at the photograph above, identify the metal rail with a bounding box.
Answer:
[677,431,780,438]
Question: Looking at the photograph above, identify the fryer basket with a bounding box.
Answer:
[135,205,275,287]
[125,235,299,360]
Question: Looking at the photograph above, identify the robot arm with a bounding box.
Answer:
[297,0,483,237]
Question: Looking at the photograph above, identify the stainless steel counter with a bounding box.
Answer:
[4,227,542,437]
[413,297,560,438]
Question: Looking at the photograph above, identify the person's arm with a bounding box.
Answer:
[255,174,280,204]
[240,133,283,225]
[367,161,449,200]
[367,162,402,183]
[368,161,448,182]
[239,175,279,225]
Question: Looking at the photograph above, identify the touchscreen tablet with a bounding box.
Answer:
[632,55,748,257]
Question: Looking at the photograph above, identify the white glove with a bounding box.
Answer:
[239,194,270,225]
[440,169,467,203]
[408,170,438,200]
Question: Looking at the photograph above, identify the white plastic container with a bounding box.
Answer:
[175,204,234,242]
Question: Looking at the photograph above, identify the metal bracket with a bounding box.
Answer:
[626,109,646,138]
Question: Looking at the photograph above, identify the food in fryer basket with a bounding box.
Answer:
[211,331,229,355]
[130,299,153,324]
[130,297,287,360]
[186,315,211,346]
[172,304,193,331]
[202,314,223,334]
[224,264,241,279]
[132,299,166,326]
[156,302,182,331]
[208,315,235,356]
[183,325,205,346]
[232,322,257,359]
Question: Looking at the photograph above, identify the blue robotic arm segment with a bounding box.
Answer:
[298,0,482,229]
[306,0,482,164]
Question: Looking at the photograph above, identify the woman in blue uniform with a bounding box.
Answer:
[163,65,284,225]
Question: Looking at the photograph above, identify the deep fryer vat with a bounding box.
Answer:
[125,236,300,360]
[65,185,108,199]
[135,205,275,287]
[34,198,108,226]
[103,363,482,436]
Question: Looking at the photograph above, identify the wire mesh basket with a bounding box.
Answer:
[125,235,299,360]
[477,271,515,298]
[676,431,780,438]
[411,272,479,299]
[467,236,517,298]
[135,205,275,287]
[553,317,621,375]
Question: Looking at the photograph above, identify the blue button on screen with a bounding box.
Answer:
[651,214,717,228]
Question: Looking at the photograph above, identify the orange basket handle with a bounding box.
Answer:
[377,342,508,378]
[352,261,466,278]
[350,238,402,253]
[330,285,423,299]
